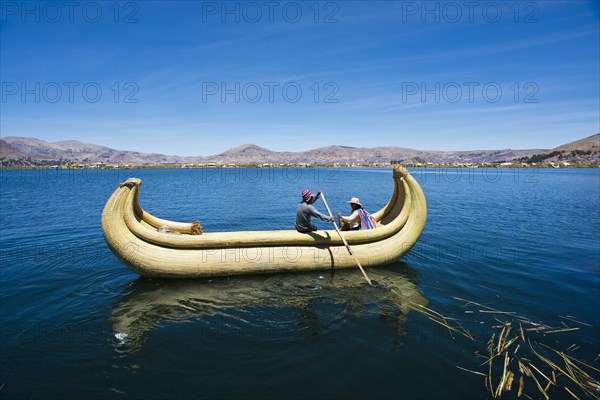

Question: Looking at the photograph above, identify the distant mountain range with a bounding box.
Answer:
[1,134,598,166]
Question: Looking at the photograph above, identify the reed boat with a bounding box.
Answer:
[101,166,426,278]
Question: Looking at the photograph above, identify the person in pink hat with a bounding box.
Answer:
[295,189,333,233]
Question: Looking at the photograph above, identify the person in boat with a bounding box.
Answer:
[338,197,377,231]
[295,189,334,233]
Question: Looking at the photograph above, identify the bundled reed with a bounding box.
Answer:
[393,293,599,399]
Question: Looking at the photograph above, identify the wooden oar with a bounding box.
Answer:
[320,192,373,286]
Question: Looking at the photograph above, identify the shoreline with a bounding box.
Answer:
[1,163,598,171]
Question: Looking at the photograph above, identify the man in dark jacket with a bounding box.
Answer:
[295,189,333,232]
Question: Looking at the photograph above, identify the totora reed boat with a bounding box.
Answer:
[101,166,427,278]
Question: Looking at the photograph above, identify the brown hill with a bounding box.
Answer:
[518,133,600,165]
[1,136,189,166]
[1,135,597,166]
[203,145,541,165]
[0,140,30,165]
[552,133,600,152]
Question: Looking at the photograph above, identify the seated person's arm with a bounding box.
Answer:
[310,205,332,221]
[340,210,359,224]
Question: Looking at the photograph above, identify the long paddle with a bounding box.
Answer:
[319,192,373,286]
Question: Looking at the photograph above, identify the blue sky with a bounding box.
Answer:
[1,0,599,156]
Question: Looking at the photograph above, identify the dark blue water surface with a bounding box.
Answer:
[1,167,598,399]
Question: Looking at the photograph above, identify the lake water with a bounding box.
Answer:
[1,167,598,399]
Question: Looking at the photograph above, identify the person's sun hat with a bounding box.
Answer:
[348,197,362,207]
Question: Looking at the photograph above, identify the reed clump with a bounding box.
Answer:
[395,292,599,399]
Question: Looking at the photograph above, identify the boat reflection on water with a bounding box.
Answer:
[108,262,427,351]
